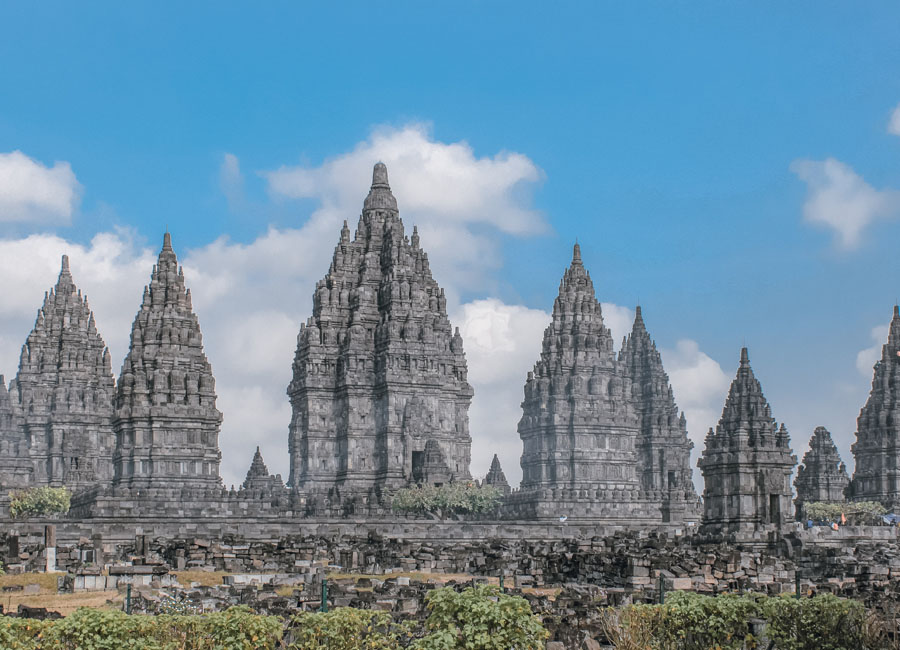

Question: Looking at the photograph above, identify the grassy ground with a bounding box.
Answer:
[1,572,123,615]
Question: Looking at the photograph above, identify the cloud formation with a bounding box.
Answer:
[856,323,889,379]
[791,157,900,249]
[0,151,82,224]
[262,123,546,301]
[889,103,900,137]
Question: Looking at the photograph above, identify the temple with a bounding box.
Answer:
[112,233,223,489]
[286,163,473,512]
[511,245,698,522]
[848,305,900,509]
[698,348,796,532]
[8,256,116,489]
[0,375,32,489]
[484,454,510,495]
[794,426,849,517]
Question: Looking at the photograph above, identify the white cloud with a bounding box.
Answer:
[601,303,634,348]
[661,339,731,486]
[219,153,244,209]
[453,299,549,485]
[791,157,900,249]
[0,151,82,224]
[856,323,889,379]
[889,103,900,137]
[262,123,545,304]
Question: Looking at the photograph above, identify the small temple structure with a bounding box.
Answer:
[698,348,796,532]
[794,426,849,517]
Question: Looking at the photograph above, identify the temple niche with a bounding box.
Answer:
[287,163,473,510]
[8,256,116,490]
[112,233,223,489]
[794,426,849,518]
[848,306,900,510]
[698,348,796,533]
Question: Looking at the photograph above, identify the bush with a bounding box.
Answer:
[8,486,71,518]
[603,592,887,650]
[287,608,412,649]
[412,584,548,650]
[803,500,887,525]
[391,483,502,517]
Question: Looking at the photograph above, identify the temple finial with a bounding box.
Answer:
[740,346,750,367]
[572,241,582,266]
[162,231,173,252]
[61,254,70,274]
[893,304,899,319]
[372,162,390,188]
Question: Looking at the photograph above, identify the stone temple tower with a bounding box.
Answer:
[112,233,223,488]
[848,305,900,509]
[698,348,796,532]
[8,256,116,489]
[794,426,849,518]
[0,375,33,489]
[619,306,699,522]
[516,244,648,521]
[287,163,473,507]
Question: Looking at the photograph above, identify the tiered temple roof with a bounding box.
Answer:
[241,446,283,491]
[8,256,115,489]
[112,233,222,488]
[287,163,472,505]
[484,454,510,494]
[698,348,796,531]
[619,306,698,520]
[795,426,849,515]
[849,306,900,509]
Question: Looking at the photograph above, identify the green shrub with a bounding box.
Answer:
[412,584,548,650]
[391,483,502,517]
[287,608,412,649]
[762,593,868,650]
[9,486,71,518]
[803,500,886,524]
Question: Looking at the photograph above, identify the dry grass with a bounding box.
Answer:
[172,571,231,588]
[2,590,122,616]
[0,572,63,591]
[326,570,502,587]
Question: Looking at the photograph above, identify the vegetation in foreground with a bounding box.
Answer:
[8,487,72,519]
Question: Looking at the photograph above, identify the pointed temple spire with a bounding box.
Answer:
[113,232,223,489]
[8,255,116,488]
[849,305,900,508]
[619,306,698,521]
[0,373,33,489]
[698,347,796,532]
[795,426,849,517]
[484,454,510,495]
[571,241,583,266]
[287,163,472,502]
[241,446,283,491]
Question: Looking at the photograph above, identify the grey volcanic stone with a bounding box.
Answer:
[287,163,473,507]
[849,306,900,509]
[795,426,849,517]
[241,447,283,491]
[0,374,32,489]
[112,233,223,488]
[484,454,510,494]
[513,245,695,522]
[620,305,700,522]
[699,347,796,533]
[8,256,115,489]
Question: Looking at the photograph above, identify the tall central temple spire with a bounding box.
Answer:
[112,233,222,488]
[287,163,472,510]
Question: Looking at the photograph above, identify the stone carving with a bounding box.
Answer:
[848,306,900,509]
[484,454,510,494]
[8,256,115,489]
[0,374,32,489]
[698,348,796,532]
[112,233,223,488]
[241,447,283,491]
[619,305,699,521]
[794,426,849,517]
[287,164,473,504]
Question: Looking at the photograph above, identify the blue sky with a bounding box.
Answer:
[1,2,900,487]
